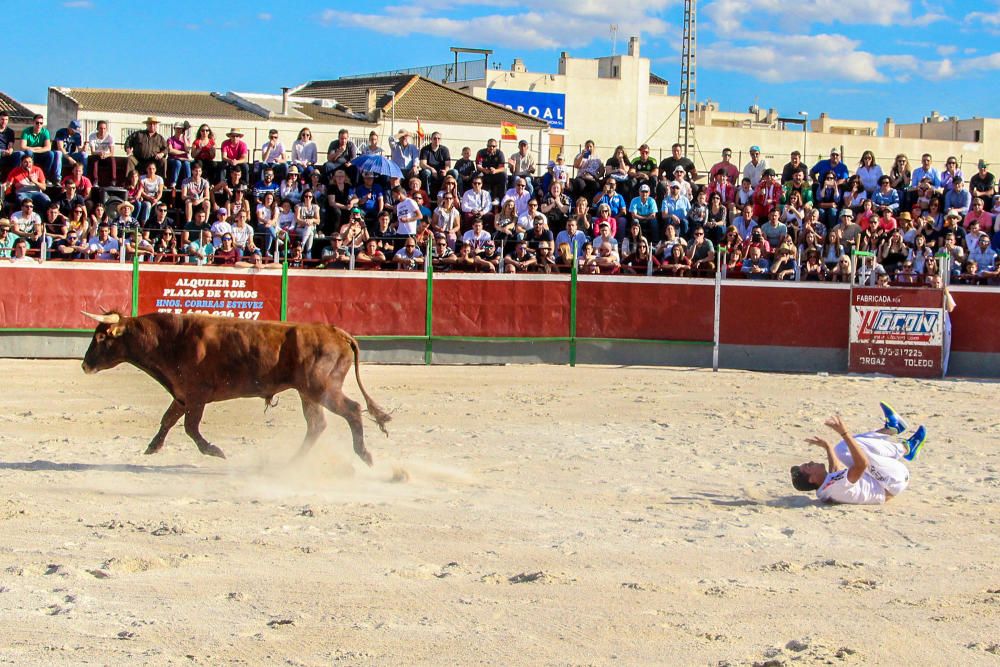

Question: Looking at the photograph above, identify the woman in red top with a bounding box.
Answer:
[191,124,217,182]
[213,234,240,265]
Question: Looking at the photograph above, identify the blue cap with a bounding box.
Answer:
[750,145,760,152]
[69,120,81,130]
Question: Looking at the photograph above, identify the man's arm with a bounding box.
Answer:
[825,415,867,483]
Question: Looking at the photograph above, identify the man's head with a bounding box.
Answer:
[790,150,801,164]
[518,139,528,154]
[145,116,158,132]
[829,148,841,164]
[671,143,682,158]
[430,132,442,146]
[790,463,826,491]
[0,110,7,127]
[32,114,45,130]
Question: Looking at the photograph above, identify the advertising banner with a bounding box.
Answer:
[486,89,566,129]
[137,268,281,321]
[848,287,944,377]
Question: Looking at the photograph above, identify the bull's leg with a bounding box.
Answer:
[322,393,373,467]
[289,396,327,462]
[183,404,226,459]
[144,399,185,455]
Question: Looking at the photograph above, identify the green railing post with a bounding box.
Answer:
[131,228,140,317]
[280,240,289,321]
[569,240,578,367]
[424,239,434,365]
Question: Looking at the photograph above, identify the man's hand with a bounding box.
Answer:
[824,414,849,437]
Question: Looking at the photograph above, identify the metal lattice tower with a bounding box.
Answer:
[677,0,696,157]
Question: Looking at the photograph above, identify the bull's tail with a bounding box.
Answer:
[346,334,391,436]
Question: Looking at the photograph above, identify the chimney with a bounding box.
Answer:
[280,87,290,116]
[365,88,378,114]
[884,117,895,138]
[511,58,526,73]
[628,36,639,57]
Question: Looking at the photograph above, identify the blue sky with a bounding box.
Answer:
[9,0,999,126]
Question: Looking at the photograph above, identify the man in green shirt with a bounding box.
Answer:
[16,114,61,184]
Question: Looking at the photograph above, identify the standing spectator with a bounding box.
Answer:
[0,111,17,176]
[391,186,422,237]
[220,128,250,184]
[291,127,318,180]
[419,131,454,196]
[86,120,116,187]
[125,116,167,177]
[809,148,849,188]
[781,150,809,185]
[325,168,355,233]
[856,150,883,195]
[190,124,217,181]
[257,129,287,181]
[970,160,995,212]
[709,148,740,187]
[657,143,698,186]
[476,139,507,203]
[388,129,421,187]
[4,154,50,208]
[742,145,768,188]
[166,122,192,193]
[507,139,536,194]
[54,120,88,177]
[324,128,357,180]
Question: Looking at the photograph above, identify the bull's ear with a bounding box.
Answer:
[108,323,126,338]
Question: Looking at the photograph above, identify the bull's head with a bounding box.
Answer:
[81,311,129,374]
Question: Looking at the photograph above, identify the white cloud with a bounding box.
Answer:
[319,3,674,50]
[705,0,924,37]
[936,45,956,56]
[63,0,93,7]
[258,12,272,21]
[964,52,1000,70]
[702,33,886,83]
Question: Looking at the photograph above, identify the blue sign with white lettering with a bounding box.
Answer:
[486,89,566,129]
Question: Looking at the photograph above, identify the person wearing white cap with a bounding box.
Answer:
[742,145,768,188]
[809,147,849,188]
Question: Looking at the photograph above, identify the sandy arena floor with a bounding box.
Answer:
[0,359,997,666]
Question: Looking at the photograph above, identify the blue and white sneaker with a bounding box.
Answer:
[904,425,927,461]
[880,401,907,435]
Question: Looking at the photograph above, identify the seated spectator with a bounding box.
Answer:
[968,233,997,273]
[571,140,603,201]
[770,246,797,280]
[687,228,716,274]
[212,233,240,265]
[781,150,810,186]
[735,176,754,209]
[524,215,554,251]
[687,189,709,237]
[759,208,788,251]
[429,234,456,270]
[620,218,645,259]
[393,237,424,270]
[707,168,736,208]
[628,183,659,242]
[51,227,84,260]
[257,129,287,181]
[353,171,385,222]
[220,128,250,184]
[517,199,544,235]
[65,201,90,241]
[230,209,254,254]
[508,139,537,194]
[125,116,166,179]
[661,182,691,237]
[419,132,455,195]
[502,178,532,217]
[741,226,771,258]
[281,166,304,205]
[493,199,520,243]
[454,146,476,192]
[461,216,491,252]
[872,175,900,213]
[539,181,571,232]
[185,228,215,265]
[856,150,883,195]
[190,124,217,182]
[43,201,68,244]
[182,162,212,223]
[741,245,771,279]
[9,198,43,248]
[592,205,618,241]
[810,148,849,188]
[944,177,972,216]
[567,196,592,235]
[291,127,318,180]
[658,242,692,277]
[742,145,768,188]
[732,203,757,241]
[554,217,587,257]
[578,241,600,274]
[339,209,370,251]
[85,222,119,260]
[54,119,88,178]
[4,154,50,208]
[355,237,387,270]
[604,145,631,200]
[475,139,506,203]
[622,236,658,275]
[16,114,61,185]
[137,162,164,224]
[319,233,351,269]
[801,248,827,281]
[0,220,14,258]
[0,111,17,176]
[85,120,116,187]
[815,172,841,229]
[324,128,357,179]
[752,169,782,220]
[629,144,659,194]
[209,208,233,247]
[964,197,991,231]
[111,200,141,242]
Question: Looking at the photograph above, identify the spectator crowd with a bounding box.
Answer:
[1,109,997,285]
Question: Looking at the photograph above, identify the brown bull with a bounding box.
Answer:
[81,311,390,466]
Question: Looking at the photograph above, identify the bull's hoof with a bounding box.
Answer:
[200,445,227,459]
[360,451,374,467]
[143,444,163,455]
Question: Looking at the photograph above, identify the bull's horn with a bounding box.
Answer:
[81,311,121,325]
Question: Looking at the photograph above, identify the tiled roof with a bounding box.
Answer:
[235,94,365,124]
[649,72,669,86]
[0,91,35,123]
[53,88,263,121]
[295,75,548,128]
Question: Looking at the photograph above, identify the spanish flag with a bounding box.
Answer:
[501,122,517,140]
[416,118,425,143]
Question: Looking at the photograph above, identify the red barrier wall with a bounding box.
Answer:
[432,276,570,338]
[720,283,850,348]
[576,278,714,341]
[0,265,131,329]
[286,272,426,336]
[949,288,1000,353]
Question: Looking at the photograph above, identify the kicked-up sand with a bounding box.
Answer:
[0,359,997,665]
